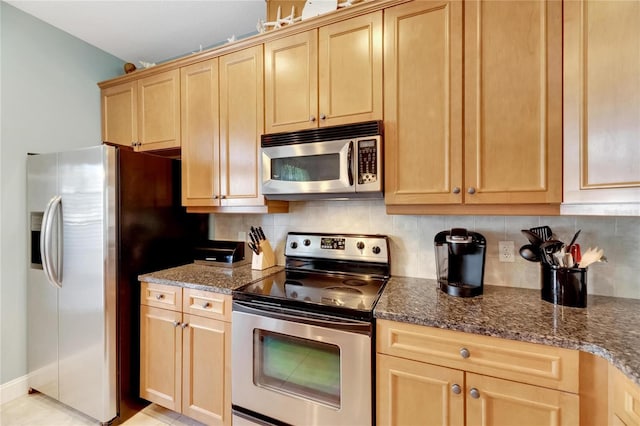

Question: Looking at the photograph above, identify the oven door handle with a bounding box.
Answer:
[232,300,371,335]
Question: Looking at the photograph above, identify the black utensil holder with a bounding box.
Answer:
[541,264,587,308]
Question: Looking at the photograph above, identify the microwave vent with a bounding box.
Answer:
[261,120,383,147]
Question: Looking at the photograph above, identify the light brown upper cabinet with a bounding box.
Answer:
[101,69,180,152]
[101,81,137,148]
[136,70,181,151]
[181,48,288,213]
[563,0,640,216]
[264,11,383,133]
[384,0,562,215]
[181,59,220,207]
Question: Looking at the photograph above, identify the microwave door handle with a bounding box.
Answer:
[347,141,354,186]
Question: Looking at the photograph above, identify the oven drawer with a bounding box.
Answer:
[183,288,231,321]
[140,282,181,311]
[377,319,579,393]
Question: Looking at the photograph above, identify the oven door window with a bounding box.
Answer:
[253,330,341,408]
[271,154,339,182]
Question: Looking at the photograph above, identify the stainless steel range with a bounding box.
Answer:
[231,232,390,426]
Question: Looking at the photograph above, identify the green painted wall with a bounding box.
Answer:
[1,2,124,385]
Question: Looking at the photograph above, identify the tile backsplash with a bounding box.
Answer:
[212,200,640,299]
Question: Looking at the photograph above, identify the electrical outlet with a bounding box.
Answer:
[498,241,515,263]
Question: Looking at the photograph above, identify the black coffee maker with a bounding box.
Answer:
[434,228,487,297]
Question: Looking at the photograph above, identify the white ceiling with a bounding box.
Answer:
[5,0,267,65]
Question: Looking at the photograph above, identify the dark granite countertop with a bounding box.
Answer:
[138,263,284,295]
[374,276,640,387]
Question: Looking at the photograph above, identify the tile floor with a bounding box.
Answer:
[0,392,205,426]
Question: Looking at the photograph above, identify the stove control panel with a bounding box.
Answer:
[285,232,389,263]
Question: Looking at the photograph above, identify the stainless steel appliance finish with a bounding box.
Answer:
[261,121,383,200]
[27,145,206,424]
[232,232,390,426]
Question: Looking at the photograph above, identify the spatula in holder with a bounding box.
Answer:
[251,239,276,270]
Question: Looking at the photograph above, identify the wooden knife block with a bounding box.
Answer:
[251,240,276,270]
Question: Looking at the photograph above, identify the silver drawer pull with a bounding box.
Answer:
[470,388,480,399]
[460,348,470,359]
[451,384,461,395]
[181,323,189,329]
[202,302,211,309]
[155,294,165,300]
[172,320,180,327]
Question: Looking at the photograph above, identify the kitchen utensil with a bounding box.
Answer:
[578,247,605,268]
[519,244,540,262]
[257,226,266,240]
[248,242,260,255]
[540,239,564,266]
[530,226,552,242]
[521,230,543,246]
[567,229,581,249]
[570,244,581,265]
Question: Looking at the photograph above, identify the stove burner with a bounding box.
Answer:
[343,279,367,286]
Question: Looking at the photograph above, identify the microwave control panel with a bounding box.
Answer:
[357,138,378,185]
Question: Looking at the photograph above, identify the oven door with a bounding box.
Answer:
[261,138,355,197]
[232,301,372,426]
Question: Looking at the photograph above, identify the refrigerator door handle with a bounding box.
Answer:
[40,195,63,288]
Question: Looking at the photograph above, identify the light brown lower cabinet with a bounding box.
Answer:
[140,282,231,426]
[376,320,580,426]
[610,364,640,426]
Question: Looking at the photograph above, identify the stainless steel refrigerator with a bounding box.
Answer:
[26,145,207,424]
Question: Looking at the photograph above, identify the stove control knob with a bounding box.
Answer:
[372,246,381,255]
[290,291,298,299]
[303,239,311,246]
[290,241,298,249]
[357,241,365,250]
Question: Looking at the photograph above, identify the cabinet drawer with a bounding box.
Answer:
[377,319,579,393]
[610,365,640,426]
[140,282,182,311]
[183,289,231,322]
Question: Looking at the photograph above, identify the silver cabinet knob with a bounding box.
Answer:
[453,187,461,194]
[220,195,226,199]
[470,388,480,399]
[451,384,461,394]
[309,116,316,122]
[460,348,470,359]
[467,187,476,194]
[181,322,189,329]
[320,114,326,120]
[213,195,219,199]
[172,320,180,327]
[155,294,164,300]
[202,302,210,309]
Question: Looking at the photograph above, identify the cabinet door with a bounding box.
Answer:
[182,314,231,426]
[101,81,137,147]
[609,365,640,426]
[264,30,318,133]
[465,373,579,426]
[318,11,382,127]
[219,46,265,207]
[464,0,562,204]
[377,354,464,426]
[181,59,221,207]
[137,69,181,151]
[384,0,463,205]
[140,305,182,412]
[563,0,640,210]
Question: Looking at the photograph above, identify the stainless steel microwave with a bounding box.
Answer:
[261,121,383,200]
